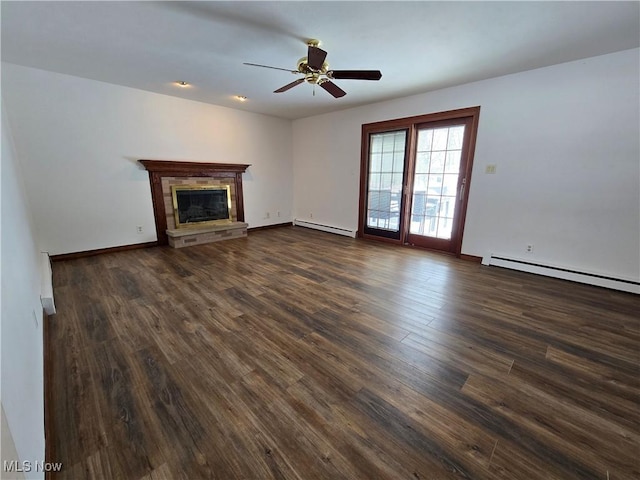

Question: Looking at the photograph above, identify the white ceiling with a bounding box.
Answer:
[2,1,639,120]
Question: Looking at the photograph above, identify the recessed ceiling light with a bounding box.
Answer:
[235,95,248,102]
[175,81,190,88]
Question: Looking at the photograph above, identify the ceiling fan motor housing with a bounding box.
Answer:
[297,57,330,84]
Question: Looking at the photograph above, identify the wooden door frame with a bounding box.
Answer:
[358,106,481,256]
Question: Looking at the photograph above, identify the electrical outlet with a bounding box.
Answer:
[526,244,534,253]
[136,226,143,234]
[485,164,497,174]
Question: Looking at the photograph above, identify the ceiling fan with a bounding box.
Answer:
[244,39,382,98]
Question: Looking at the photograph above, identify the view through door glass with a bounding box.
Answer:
[410,125,465,239]
[364,130,406,239]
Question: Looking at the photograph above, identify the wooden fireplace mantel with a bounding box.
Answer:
[139,160,251,246]
[139,160,250,176]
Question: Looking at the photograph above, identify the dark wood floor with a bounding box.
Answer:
[48,226,639,479]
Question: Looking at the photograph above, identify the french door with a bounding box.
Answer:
[359,107,480,255]
[361,129,408,240]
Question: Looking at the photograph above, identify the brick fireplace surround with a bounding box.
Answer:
[139,160,250,247]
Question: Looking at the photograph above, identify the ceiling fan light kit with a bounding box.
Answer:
[244,39,382,98]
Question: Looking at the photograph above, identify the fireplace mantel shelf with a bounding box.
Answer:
[139,160,250,176]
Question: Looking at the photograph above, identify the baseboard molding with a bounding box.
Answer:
[248,222,293,232]
[50,241,158,261]
[483,255,639,294]
[459,254,482,263]
[293,219,357,238]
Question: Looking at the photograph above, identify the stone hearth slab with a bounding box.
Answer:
[166,222,248,248]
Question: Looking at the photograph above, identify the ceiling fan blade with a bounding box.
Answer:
[328,70,382,81]
[319,80,346,98]
[244,62,299,74]
[274,78,305,93]
[307,46,327,71]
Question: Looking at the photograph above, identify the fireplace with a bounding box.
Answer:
[172,185,232,228]
[139,160,250,247]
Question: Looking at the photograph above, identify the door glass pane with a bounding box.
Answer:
[367,131,406,232]
[445,150,461,173]
[416,152,430,173]
[426,175,443,195]
[441,174,458,196]
[380,173,392,190]
[381,153,394,172]
[432,129,448,150]
[369,173,381,190]
[392,173,404,191]
[410,125,465,240]
[370,152,382,172]
[447,126,465,149]
[414,173,428,192]
[429,151,446,174]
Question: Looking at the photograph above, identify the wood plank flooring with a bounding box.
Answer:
[48,226,639,479]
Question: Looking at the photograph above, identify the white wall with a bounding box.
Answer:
[2,51,638,281]
[293,48,640,282]
[1,63,293,256]
[1,101,45,479]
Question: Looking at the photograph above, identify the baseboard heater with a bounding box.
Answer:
[293,219,357,238]
[482,255,639,294]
